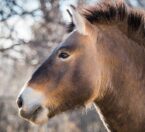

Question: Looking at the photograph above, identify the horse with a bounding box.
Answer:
[16,1,145,131]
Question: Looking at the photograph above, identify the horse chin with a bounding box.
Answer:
[19,106,49,125]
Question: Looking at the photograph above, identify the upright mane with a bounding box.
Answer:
[68,1,145,48]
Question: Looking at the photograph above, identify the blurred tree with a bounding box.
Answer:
[0,0,65,65]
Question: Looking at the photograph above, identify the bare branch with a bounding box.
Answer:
[0,40,29,52]
[0,9,41,22]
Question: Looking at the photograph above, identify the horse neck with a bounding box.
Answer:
[94,24,145,131]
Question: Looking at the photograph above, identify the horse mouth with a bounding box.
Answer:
[19,106,42,121]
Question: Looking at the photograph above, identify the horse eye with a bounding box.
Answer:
[58,52,69,59]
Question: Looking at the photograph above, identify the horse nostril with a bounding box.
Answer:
[17,96,23,108]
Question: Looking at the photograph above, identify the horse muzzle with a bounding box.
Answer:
[16,87,49,124]
[19,105,42,120]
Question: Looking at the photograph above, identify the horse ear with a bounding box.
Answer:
[68,5,93,35]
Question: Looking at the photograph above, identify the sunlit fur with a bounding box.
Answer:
[17,1,145,131]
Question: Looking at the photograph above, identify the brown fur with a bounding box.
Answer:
[68,1,145,47]
[27,1,145,131]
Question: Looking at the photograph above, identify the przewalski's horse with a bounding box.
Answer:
[17,1,145,131]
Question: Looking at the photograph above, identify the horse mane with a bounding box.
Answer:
[67,1,145,47]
